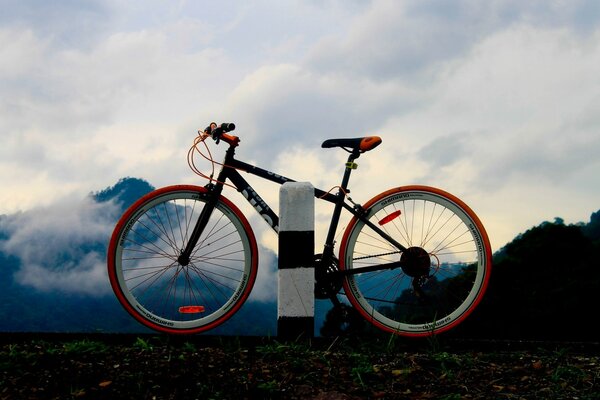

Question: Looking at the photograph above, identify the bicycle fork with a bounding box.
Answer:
[177,183,222,266]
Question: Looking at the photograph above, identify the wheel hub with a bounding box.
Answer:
[178,252,190,267]
[400,247,431,277]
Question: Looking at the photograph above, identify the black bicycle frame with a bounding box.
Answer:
[179,142,408,273]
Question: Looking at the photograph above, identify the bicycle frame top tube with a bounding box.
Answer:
[224,153,338,202]
[212,141,348,223]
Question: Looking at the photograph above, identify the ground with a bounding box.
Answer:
[1,334,599,399]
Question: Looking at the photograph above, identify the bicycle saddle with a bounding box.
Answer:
[321,136,382,153]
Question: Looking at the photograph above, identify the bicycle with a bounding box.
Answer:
[107,122,492,337]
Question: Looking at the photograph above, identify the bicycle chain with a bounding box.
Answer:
[352,250,402,261]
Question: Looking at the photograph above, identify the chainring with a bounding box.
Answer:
[314,253,343,299]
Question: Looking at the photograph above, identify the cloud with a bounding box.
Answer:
[249,247,278,303]
[0,196,120,296]
[418,133,471,169]
[226,63,422,166]
[305,1,494,81]
[224,1,600,166]
[0,0,115,49]
[417,25,600,188]
[0,17,237,211]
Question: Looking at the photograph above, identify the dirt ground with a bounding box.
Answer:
[1,335,599,399]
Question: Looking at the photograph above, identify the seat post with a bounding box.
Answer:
[321,150,361,262]
[339,150,360,191]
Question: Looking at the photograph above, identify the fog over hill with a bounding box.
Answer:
[0,178,278,334]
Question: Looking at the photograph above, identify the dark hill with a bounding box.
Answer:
[452,216,600,341]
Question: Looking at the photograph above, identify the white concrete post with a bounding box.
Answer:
[278,182,315,339]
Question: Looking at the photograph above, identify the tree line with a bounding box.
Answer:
[322,211,600,341]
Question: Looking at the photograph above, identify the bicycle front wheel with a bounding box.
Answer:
[340,186,491,337]
[107,185,258,334]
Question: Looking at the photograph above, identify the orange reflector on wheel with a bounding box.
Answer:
[178,306,205,314]
[378,210,402,225]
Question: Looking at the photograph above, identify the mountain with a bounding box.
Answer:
[0,178,152,333]
[92,177,155,209]
[0,177,277,335]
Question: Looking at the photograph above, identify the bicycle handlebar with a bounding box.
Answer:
[202,122,239,146]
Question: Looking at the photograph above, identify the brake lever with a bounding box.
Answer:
[203,122,221,144]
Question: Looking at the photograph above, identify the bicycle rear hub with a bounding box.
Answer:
[400,247,431,277]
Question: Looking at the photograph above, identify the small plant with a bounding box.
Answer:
[432,351,462,380]
[181,341,196,353]
[256,341,285,357]
[70,386,86,397]
[349,352,374,389]
[22,340,54,356]
[63,339,108,354]
[439,394,462,400]
[551,364,587,384]
[424,314,444,354]
[549,346,571,362]
[426,333,441,354]
[257,379,279,394]
[132,337,153,352]
[257,339,311,359]
[218,336,243,354]
[7,344,21,358]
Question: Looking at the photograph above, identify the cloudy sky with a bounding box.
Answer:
[2,0,600,265]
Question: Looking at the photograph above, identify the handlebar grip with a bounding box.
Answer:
[204,122,235,135]
[220,123,235,132]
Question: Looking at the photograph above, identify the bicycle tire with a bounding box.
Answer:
[107,185,258,334]
[339,186,492,337]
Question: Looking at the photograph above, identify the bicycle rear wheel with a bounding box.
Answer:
[107,185,258,334]
[339,186,491,337]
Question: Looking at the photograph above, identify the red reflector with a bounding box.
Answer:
[179,306,205,314]
[378,210,401,225]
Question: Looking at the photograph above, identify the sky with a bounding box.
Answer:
[2,0,600,296]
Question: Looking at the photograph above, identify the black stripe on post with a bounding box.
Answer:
[278,231,314,269]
